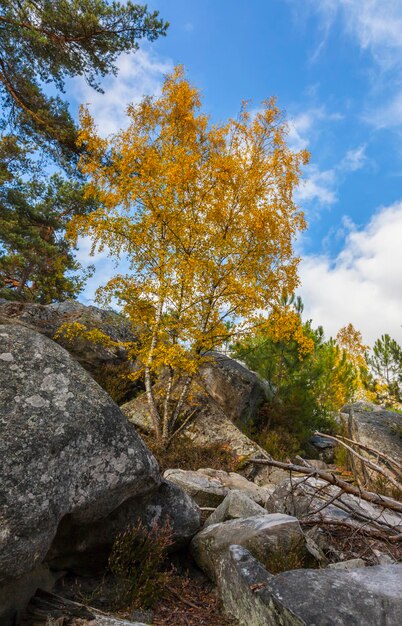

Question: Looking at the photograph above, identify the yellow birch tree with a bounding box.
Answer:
[336,322,372,400]
[69,67,309,445]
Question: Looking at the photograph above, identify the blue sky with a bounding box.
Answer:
[69,0,402,345]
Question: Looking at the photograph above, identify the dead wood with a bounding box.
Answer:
[248,457,402,514]
[314,430,402,492]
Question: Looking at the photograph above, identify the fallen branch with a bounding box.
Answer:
[314,431,402,492]
[167,585,202,610]
[301,516,402,543]
[248,458,402,514]
[335,433,402,473]
[307,487,346,517]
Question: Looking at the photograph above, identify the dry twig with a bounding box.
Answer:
[314,431,402,492]
[248,458,402,514]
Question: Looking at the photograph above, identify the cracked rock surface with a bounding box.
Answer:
[0,324,160,585]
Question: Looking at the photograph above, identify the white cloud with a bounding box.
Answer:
[364,90,402,129]
[299,201,402,345]
[301,0,402,67]
[293,0,402,129]
[340,145,367,172]
[73,49,173,135]
[296,165,337,206]
[287,111,316,152]
[287,107,343,152]
[288,107,366,208]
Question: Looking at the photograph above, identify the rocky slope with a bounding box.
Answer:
[1,300,401,626]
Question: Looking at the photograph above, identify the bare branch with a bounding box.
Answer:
[314,431,402,492]
[248,457,402,514]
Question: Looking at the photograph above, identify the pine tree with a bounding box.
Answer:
[0,1,168,302]
[369,334,402,407]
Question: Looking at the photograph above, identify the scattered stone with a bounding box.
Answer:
[163,468,229,507]
[164,468,273,508]
[372,549,396,565]
[130,609,154,624]
[196,468,273,504]
[266,476,402,530]
[204,490,267,527]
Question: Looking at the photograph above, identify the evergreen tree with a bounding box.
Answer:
[0,0,167,162]
[0,1,168,302]
[233,308,360,457]
[369,334,402,408]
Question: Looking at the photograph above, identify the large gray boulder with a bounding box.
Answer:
[0,299,140,403]
[0,324,161,621]
[342,401,402,463]
[191,513,307,581]
[220,545,402,626]
[198,351,272,426]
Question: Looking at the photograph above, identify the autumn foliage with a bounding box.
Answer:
[69,67,309,444]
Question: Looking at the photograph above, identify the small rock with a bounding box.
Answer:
[328,558,366,570]
[204,490,267,527]
[372,549,396,565]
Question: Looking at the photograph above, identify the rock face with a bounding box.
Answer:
[342,401,402,462]
[0,324,161,621]
[122,390,273,483]
[181,397,270,473]
[191,513,306,581]
[0,299,140,402]
[309,433,338,463]
[164,468,273,508]
[198,351,272,426]
[220,546,402,626]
